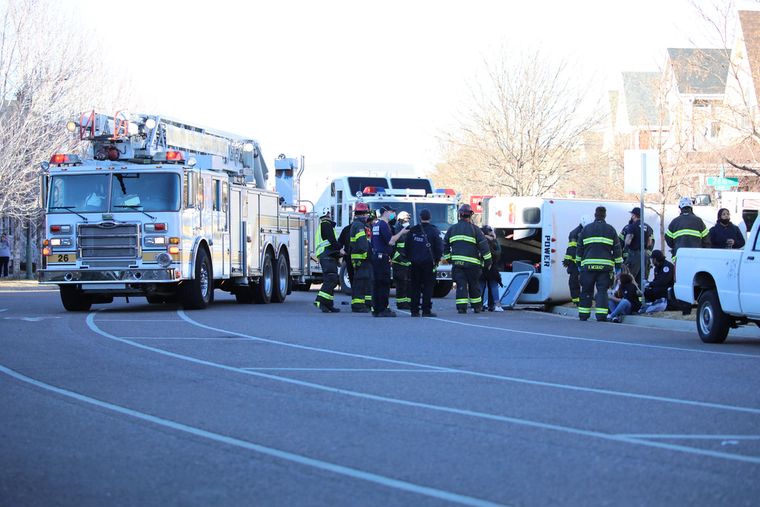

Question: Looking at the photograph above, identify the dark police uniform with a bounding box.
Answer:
[405,220,443,316]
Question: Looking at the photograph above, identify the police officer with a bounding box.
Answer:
[405,208,443,317]
[562,214,592,305]
[392,211,412,309]
[665,197,711,259]
[443,203,492,314]
[623,207,653,288]
[349,203,372,313]
[314,207,344,313]
[643,249,674,303]
[371,205,408,317]
[576,206,623,322]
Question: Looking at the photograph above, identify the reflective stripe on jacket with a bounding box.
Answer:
[443,220,491,267]
[575,219,623,271]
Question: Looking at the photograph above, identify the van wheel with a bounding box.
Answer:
[252,252,274,304]
[339,260,352,294]
[697,290,730,343]
[433,280,453,298]
[272,254,289,303]
[179,248,213,310]
[59,285,93,312]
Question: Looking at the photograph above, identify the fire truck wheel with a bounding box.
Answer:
[339,261,352,294]
[59,284,93,312]
[180,248,213,310]
[252,252,274,304]
[272,254,289,303]
[432,280,453,298]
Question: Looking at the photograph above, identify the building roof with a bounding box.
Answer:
[738,10,760,103]
[622,72,663,126]
[666,48,730,96]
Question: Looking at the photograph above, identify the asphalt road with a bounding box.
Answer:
[1,287,759,506]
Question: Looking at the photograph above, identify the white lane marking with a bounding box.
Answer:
[617,434,760,440]
[4,316,61,322]
[420,314,760,359]
[0,308,7,313]
[86,313,760,464]
[242,368,448,372]
[173,311,760,416]
[0,363,507,507]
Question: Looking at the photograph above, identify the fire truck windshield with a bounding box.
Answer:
[48,173,181,213]
[375,202,457,232]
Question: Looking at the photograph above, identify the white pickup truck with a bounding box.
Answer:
[673,220,759,343]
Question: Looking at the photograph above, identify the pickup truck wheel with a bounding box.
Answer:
[697,290,730,344]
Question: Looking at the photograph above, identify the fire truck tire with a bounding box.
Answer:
[339,261,352,294]
[272,254,289,303]
[252,252,274,304]
[59,285,93,312]
[234,286,255,304]
[432,280,453,298]
[180,248,213,310]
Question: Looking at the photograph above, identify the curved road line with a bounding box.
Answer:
[86,312,760,464]
[0,363,506,507]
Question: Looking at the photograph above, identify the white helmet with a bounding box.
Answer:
[397,211,410,222]
[678,197,693,209]
[320,206,331,217]
[580,214,593,227]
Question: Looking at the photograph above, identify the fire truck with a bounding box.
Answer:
[39,110,309,311]
[313,175,460,297]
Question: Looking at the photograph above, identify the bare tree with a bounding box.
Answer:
[433,45,608,200]
[687,0,760,177]
[0,0,143,278]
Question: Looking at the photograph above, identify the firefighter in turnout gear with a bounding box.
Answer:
[392,211,412,309]
[349,202,373,313]
[562,214,592,305]
[314,207,344,313]
[665,197,710,260]
[443,203,492,313]
[575,206,623,322]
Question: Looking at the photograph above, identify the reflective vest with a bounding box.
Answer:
[349,216,370,261]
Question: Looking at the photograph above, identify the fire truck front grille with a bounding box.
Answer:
[78,223,139,260]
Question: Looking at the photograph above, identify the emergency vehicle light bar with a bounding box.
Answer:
[49,154,82,165]
[435,188,456,195]
[362,186,387,196]
[153,151,184,163]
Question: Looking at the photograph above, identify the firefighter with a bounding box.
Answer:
[349,202,372,313]
[562,214,592,305]
[665,197,711,259]
[314,207,344,313]
[575,206,623,322]
[392,211,412,309]
[443,203,492,314]
[665,197,710,315]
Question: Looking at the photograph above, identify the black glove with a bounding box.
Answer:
[562,259,570,268]
[485,263,492,271]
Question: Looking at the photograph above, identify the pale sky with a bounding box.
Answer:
[68,0,755,176]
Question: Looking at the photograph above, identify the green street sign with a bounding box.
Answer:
[707,177,739,186]
[714,184,735,190]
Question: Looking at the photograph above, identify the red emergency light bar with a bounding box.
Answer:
[50,154,82,165]
[166,151,184,162]
[362,186,386,196]
[435,188,456,195]
[298,205,307,213]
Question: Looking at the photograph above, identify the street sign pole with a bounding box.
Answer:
[639,153,646,284]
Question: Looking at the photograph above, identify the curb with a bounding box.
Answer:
[548,305,759,337]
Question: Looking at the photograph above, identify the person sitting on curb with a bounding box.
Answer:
[607,272,642,323]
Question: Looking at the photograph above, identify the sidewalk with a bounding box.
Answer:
[548,303,759,338]
[0,278,58,291]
